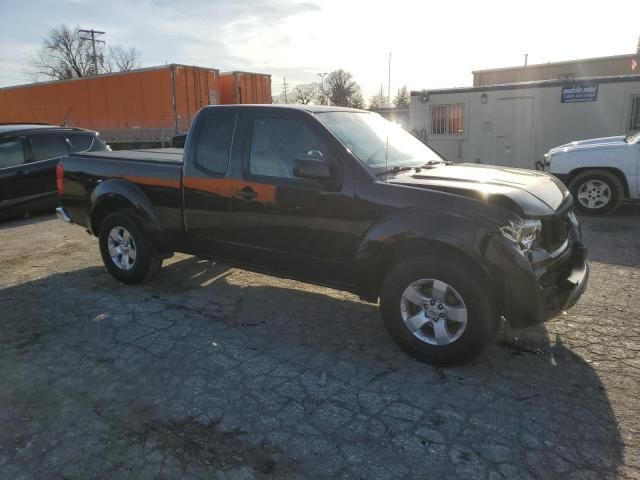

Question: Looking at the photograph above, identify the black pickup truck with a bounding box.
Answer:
[57,105,588,364]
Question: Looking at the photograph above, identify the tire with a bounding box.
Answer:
[380,255,496,365]
[569,169,624,215]
[98,211,162,284]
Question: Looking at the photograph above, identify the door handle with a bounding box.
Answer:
[234,187,257,201]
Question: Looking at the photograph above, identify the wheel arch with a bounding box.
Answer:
[89,179,165,252]
[354,210,496,303]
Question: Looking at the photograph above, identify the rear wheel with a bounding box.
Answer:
[380,255,496,365]
[569,170,624,215]
[98,211,162,284]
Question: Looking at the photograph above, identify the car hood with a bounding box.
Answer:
[548,135,627,155]
[386,163,569,217]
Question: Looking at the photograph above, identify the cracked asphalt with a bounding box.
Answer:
[1,204,639,479]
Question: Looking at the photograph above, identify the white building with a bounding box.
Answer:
[409,75,640,169]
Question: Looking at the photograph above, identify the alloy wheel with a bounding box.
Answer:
[107,226,137,271]
[400,279,468,346]
[577,179,611,210]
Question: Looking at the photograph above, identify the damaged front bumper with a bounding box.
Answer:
[499,231,589,329]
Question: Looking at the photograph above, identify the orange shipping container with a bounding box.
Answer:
[0,64,220,146]
[220,71,272,104]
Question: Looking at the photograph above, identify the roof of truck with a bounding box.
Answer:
[201,104,367,113]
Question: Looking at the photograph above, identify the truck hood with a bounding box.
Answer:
[548,135,627,155]
[386,163,568,217]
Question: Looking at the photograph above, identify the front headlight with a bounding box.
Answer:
[500,219,542,251]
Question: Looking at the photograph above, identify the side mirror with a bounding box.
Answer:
[293,158,332,181]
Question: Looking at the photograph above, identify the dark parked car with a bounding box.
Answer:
[57,105,588,364]
[0,124,108,220]
[171,132,188,148]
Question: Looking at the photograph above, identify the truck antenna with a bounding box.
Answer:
[61,108,72,127]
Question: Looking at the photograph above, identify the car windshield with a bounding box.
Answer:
[316,111,445,172]
[626,131,640,144]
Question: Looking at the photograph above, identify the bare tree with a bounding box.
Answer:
[290,83,316,104]
[29,25,93,80]
[393,86,410,107]
[29,24,142,81]
[325,69,360,107]
[105,45,141,73]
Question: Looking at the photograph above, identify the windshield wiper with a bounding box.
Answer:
[375,160,451,177]
[375,165,416,177]
[419,159,451,167]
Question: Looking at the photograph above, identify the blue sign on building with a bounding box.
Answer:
[561,84,599,103]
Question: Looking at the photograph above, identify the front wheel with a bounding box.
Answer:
[98,211,162,284]
[569,169,624,215]
[380,255,496,365]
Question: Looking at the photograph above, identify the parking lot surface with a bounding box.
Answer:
[1,205,639,480]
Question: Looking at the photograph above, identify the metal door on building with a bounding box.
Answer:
[494,97,535,168]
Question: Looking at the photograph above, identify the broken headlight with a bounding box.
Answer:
[500,219,542,251]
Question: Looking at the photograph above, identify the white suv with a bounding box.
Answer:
[545,132,639,215]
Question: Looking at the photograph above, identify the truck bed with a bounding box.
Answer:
[76,148,183,164]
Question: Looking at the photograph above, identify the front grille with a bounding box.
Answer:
[539,213,570,251]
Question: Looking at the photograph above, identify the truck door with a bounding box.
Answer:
[182,111,237,248]
[227,112,355,284]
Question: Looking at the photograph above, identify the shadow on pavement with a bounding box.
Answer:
[578,202,640,267]
[0,211,56,231]
[0,256,625,479]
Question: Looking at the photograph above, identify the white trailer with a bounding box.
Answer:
[409,75,640,169]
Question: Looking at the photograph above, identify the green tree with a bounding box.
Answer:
[350,89,365,109]
[393,85,410,107]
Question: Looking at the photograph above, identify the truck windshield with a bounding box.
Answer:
[316,111,445,173]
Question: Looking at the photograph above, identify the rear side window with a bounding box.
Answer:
[66,133,94,152]
[0,138,25,169]
[29,134,69,161]
[192,114,235,174]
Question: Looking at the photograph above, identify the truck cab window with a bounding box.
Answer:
[29,134,69,161]
[249,117,329,179]
[0,138,25,169]
[193,114,235,174]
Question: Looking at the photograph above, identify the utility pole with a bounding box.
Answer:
[380,84,385,108]
[283,77,288,103]
[79,29,106,75]
[317,72,328,106]
[388,52,391,108]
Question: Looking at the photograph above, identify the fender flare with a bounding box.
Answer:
[354,208,507,301]
[89,178,164,250]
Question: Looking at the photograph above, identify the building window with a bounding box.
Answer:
[430,104,464,135]
[630,96,640,131]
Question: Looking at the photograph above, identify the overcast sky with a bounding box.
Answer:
[0,0,638,101]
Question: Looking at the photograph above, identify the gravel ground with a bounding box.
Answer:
[0,205,639,480]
